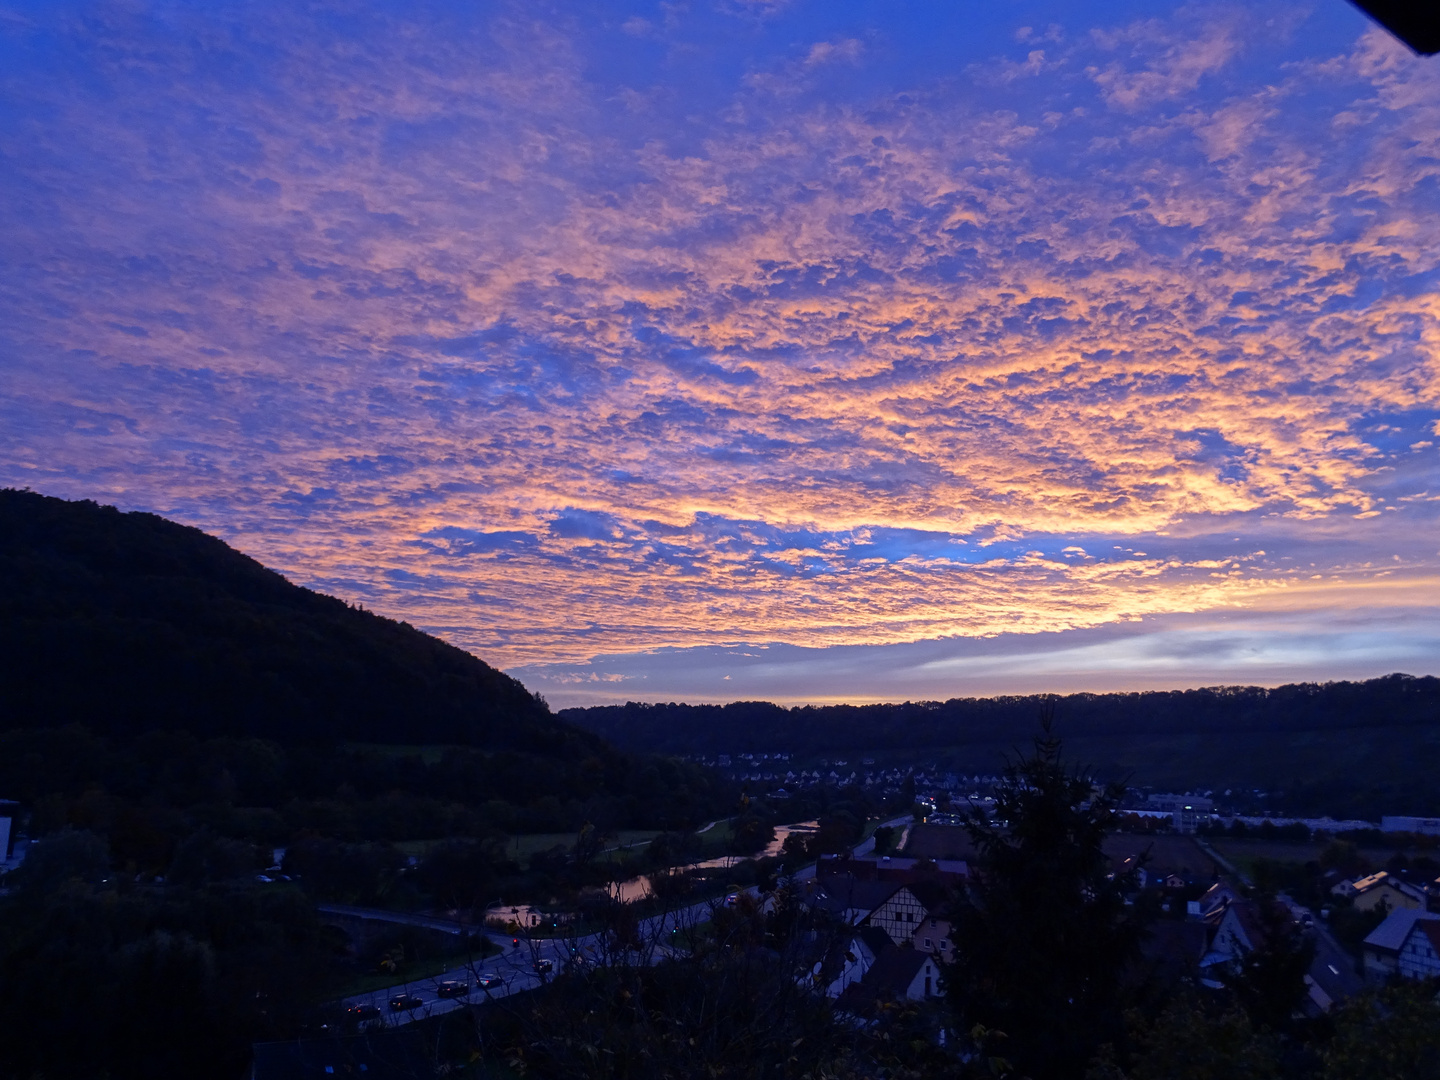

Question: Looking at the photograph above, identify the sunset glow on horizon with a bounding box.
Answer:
[3,1,1439,706]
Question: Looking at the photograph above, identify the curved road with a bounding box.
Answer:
[337,814,915,1028]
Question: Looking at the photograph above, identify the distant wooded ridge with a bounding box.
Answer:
[561,676,1440,757]
[0,489,567,750]
[562,677,1440,816]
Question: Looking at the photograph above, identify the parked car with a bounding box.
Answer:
[477,973,505,989]
[346,1002,382,1020]
[388,993,424,1011]
[533,958,553,974]
[435,980,469,998]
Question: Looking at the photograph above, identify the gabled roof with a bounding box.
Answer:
[1307,934,1363,1005]
[903,879,950,912]
[866,947,931,995]
[1199,879,1242,914]
[855,924,895,958]
[814,875,903,915]
[1351,870,1398,894]
[1362,908,1440,953]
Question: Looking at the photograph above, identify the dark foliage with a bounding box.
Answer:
[0,726,729,875]
[0,489,561,746]
[1090,995,1283,1080]
[1217,899,1315,1035]
[0,839,341,1080]
[946,719,1150,1080]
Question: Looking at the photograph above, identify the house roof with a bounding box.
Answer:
[866,947,931,995]
[902,880,951,911]
[1227,901,1272,951]
[856,924,895,958]
[1351,870,1393,893]
[1307,933,1364,1004]
[1199,879,1241,913]
[814,875,902,915]
[1362,907,1440,953]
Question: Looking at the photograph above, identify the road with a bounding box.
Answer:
[339,885,741,1027]
[338,814,917,1027]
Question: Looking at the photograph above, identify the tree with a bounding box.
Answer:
[1320,982,1440,1080]
[1089,996,1282,1080]
[946,716,1149,1080]
[1219,898,1314,1034]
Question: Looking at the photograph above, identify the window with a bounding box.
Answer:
[925,938,932,948]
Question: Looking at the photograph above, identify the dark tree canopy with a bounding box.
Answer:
[0,489,566,749]
[946,720,1149,1080]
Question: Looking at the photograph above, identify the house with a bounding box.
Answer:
[866,881,948,946]
[1202,899,1268,971]
[836,948,945,1014]
[1349,871,1425,914]
[1381,816,1440,837]
[1304,933,1363,1015]
[1201,899,1356,1014]
[1397,917,1440,981]
[1197,879,1243,917]
[1360,908,1440,982]
[823,926,894,998]
[0,800,19,867]
[810,876,908,928]
[912,911,954,959]
[814,853,967,885]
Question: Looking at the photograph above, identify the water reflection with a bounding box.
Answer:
[607,821,819,903]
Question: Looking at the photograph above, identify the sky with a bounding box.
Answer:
[2,0,1439,708]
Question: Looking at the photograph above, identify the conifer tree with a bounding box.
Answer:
[946,714,1149,1079]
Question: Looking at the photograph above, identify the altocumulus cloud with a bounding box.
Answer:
[0,0,1438,697]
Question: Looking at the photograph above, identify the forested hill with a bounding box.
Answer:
[562,676,1440,758]
[0,489,570,749]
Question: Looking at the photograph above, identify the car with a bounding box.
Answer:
[346,1002,382,1020]
[477,973,504,989]
[533,958,553,974]
[435,980,469,998]
[388,992,424,1011]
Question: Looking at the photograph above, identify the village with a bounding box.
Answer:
[761,811,1440,1018]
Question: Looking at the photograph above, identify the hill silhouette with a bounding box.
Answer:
[563,676,1440,817]
[0,489,570,749]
